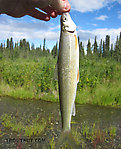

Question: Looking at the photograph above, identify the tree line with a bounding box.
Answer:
[79,32,121,62]
[0,32,121,61]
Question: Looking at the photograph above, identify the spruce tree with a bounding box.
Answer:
[110,43,113,58]
[78,36,80,44]
[105,35,110,57]
[6,38,10,49]
[0,43,3,55]
[0,43,3,50]
[22,39,27,49]
[10,37,13,50]
[102,41,106,57]
[43,38,46,52]
[51,42,58,58]
[114,36,119,61]
[26,42,30,51]
[87,39,92,57]
[93,36,98,56]
[20,40,23,49]
[0,43,3,59]
[79,41,84,57]
[99,39,102,58]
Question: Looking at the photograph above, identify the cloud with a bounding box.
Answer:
[0,15,59,42]
[96,15,108,21]
[69,0,121,12]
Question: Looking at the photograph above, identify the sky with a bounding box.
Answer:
[0,0,121,50]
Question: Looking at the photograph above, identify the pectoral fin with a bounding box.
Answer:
[77,69,79,83]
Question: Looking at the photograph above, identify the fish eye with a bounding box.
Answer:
[63,17,67,22]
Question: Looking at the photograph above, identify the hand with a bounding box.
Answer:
[0,0,71,21]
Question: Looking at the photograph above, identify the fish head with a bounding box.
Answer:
[61,13,76,33]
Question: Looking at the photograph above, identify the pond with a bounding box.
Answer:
[0,97,121,149]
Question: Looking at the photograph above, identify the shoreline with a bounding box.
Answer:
[0,88,121,108]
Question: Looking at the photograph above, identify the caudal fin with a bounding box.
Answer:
[56,130,78,149]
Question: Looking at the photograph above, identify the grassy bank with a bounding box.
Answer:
[0,57,121,106]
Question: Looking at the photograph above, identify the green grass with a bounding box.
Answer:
[92,82,121,106]
[0,57,121,106]
[76,81,121,106]
[1,113,48,137]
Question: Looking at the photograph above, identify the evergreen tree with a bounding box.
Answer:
[114,36,120,61]
[78,36,80,44]
[10,37,13,50]
[0,43,3,50]
[51,42,58,58]
[87,39,92,57]
[114,33,121,62]
[40,44,42,50]
[20,40,23,49]
[102,41,106,57]
[15,42,17,48]
[26,41,30,51]
[93,36,98,56]
[3,43,5,49]
[79,41,84,57]
[99,39,102,57]
[6,38,10,49]
[43,38,46,52]
[0,43,3,59]
[110,43,113,58]
[105,35,110,57]
[22,39,26,49]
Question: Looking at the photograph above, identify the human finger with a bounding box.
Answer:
[41,5,58,18]
[27,8,50,21]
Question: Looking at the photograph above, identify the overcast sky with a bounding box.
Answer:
[0,0,121,50]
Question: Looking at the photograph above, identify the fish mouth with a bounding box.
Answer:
[67,30,75,33]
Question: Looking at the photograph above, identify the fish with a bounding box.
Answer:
[56,12,79,148]
[58,12,79,132]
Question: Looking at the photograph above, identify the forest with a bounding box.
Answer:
[0,32,121,106]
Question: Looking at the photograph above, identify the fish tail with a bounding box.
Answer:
[55,130,78,149]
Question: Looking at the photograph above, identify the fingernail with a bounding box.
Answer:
[51,11,57,18]
[45,15,50,21]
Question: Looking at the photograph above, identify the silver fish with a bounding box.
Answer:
[58,12,79,132]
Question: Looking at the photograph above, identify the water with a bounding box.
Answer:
[0,97,121,148]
